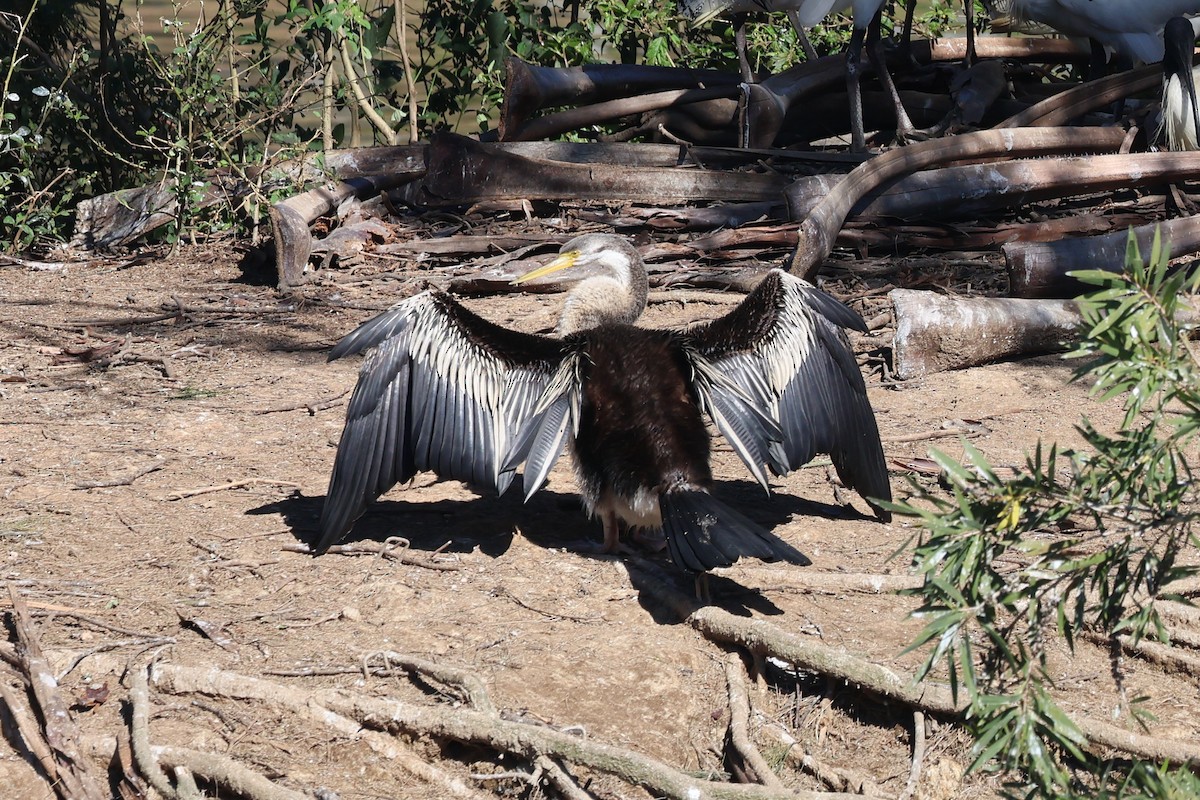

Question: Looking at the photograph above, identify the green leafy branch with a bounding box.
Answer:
[892,230,1200,798]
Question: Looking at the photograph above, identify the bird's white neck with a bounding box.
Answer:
[555,247,648,334]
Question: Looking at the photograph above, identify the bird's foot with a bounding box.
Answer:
[895,124,936,146]
[629,527,667,553]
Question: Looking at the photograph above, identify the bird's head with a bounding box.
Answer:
[514,234,649,334]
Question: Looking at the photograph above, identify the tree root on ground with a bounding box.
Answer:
[150,662,862,800]
[688,605,1200,765]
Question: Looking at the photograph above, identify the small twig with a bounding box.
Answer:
[759,723,880,795]
[283,541,462,572]
[254,389,350,415]
[163,478,300,501]
[492,586,604,624]
[73,458,165,490]
[898,711,926,800]
[55,637,176,682]
[36,610,173,642]
[724,654,785,789]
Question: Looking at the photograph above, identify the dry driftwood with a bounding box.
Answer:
[788,152,1200,224]
[500,56,741,140]
[788,126,1129,279]
[890,289,1081,379]
[915,35,1088,63]
[1006,214,1200,298]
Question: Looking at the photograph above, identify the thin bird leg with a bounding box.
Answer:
[785,10,820,61]
[734,12,754,82]
[600,509,622,553]
[963,0,975,66]
[899,0,917,64]
[864,8,926,145]
[845,23,870,152]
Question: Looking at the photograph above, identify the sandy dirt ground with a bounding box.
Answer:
[0,234,1196,800]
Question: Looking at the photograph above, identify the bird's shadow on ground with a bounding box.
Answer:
[253,476,860,619]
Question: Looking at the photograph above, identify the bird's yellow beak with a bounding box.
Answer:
[512,250,580,285]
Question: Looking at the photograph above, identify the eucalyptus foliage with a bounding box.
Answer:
[893,231,1200,798]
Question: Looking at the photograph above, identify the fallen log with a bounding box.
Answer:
[788,126,1129,280]
[913,35,1089,63]
[499,56,741,140]
[787,151,1200,223]
[419,133,788,205]
[1006,215,1200,297]
[890,289,1081,379]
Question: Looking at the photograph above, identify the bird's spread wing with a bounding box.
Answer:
[318,291,563,550]
[684,269,891,516]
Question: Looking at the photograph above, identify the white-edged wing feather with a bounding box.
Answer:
[684,269,891,516]
[318,291,562,550]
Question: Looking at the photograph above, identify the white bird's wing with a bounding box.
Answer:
[318,291,563,550]
[683,270,891,517]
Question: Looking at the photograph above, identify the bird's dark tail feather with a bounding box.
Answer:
[660,489,811,573]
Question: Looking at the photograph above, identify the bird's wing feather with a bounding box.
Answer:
[500,350,583,500]
[684,269,891,515]
[318,291,562,550]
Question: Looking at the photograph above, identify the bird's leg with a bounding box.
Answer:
[600,509,622,553]
[898,0,917,66]
[846,24,870,152]
[963,0,975,67]
[1087,38,1108,82]
[864,8,928,146]
[734,13,754,83]
[694,572,712,604]
[785,10,819,62]
[630,526,667,553]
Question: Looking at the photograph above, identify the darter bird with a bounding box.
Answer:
[316,233,890,576]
